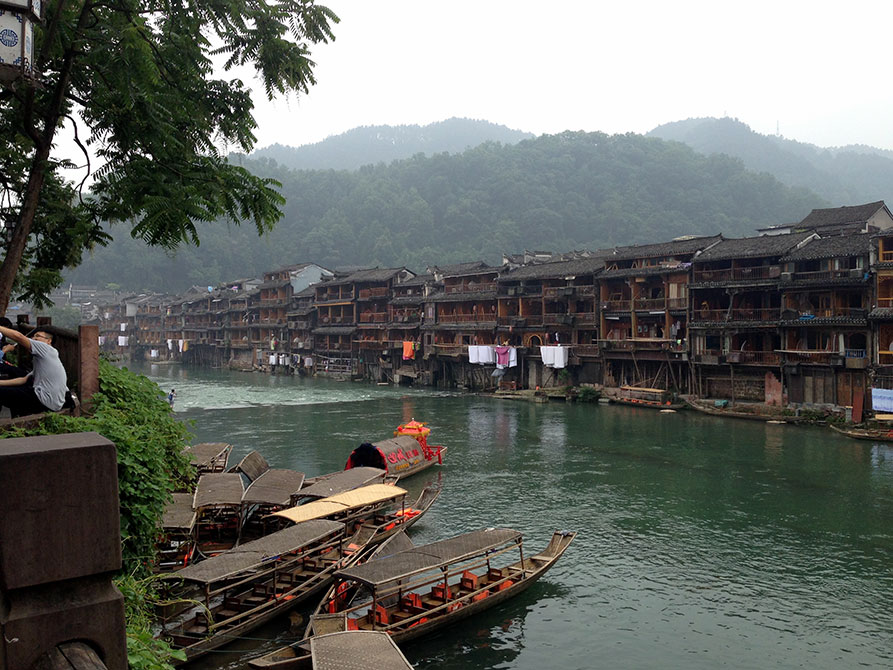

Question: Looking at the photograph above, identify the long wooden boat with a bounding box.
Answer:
[155,492,197,572]
[345,421,446,481]
[193,472,245,555]
[240,468,308,542]
[185,442,232,477]
[613,386,685,410]
[829,423,893,442]
[272,483,441,546]
[252,630,415,670]
[682,397,808,423]
[248,528,575,669]
[158,484,440,664]
[295,467,389,503]
[157,519,353,665]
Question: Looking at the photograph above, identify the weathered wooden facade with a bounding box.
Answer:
[98,201,893,414]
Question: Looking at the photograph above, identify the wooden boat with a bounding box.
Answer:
[250,630,414,670]
[249,528,575,668]
[830,423,893,442]
[157,519,355,664]
[185,442,232,477]
[272,483,441,546]
[345,421,446,481]
[613,386,685,410]
[240,468,308,542]
[193,472,245,555]
[295,467,389,503]
[155,492,197,572]
[158,484,440,664]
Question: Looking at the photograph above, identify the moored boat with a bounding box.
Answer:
[248,528,575,668]
[345,421,446,481]
[185,442,232,477]
[613,386,685,410]
[249,630,414,670]
[830,423,893,442]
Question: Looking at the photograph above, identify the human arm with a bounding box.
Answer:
[0,374,30,387]
[0,326,30,352]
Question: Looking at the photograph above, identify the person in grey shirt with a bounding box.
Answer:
[0,325,68,418]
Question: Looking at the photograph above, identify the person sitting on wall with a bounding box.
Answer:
[0,325,68,418]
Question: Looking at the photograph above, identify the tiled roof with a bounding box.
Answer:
[798,201,888,228]
[498,257,606,281]
[398,273,433,287]
[323,267,409,286]
[780,233,871,261]
[599,264,691,279]
[429,261,493,277]
[611,235,722,261]
[696,231,815,261]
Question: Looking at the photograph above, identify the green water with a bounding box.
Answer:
[136,362,893,669]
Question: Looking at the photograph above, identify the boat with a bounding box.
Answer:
[157,519,357,664]
[271,483,441,546]
[185,442,232,477]
[252,630,415,670]
[295,467,390,503]
[344,421,446,481]
[830,423,893,442]
[249,528,575,668]
[158,484,440,664]
[155,492,197,572]
[249,630,414,670]
[193,472,245,555]
[613,386,685,410]
[239,468,309,542]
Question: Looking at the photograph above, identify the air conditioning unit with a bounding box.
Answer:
[780,272,793,281]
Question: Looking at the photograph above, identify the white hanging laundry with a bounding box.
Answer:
[541,346,556,367]
[117,335,128,346]
[509,347,518,368]
[98,335,105,346]
[269,353,277,365]
[279,353,288,366]
[468,345,480,364]
[150,349,158,358]
[120,322,127,332]
[552,345,569,369]
[167,339,174,350]
[178,339,184,352]
[304,356,313,368]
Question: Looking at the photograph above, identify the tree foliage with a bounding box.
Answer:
[68,131,826,292]
[0,0,338,312]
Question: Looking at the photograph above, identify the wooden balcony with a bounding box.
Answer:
[358,287,389,299]
[433,344,466,356]
[445,282,497,294]
[601,300,630,312]
[692,265,780,283]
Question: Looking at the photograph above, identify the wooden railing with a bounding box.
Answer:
[358,287,389,299]
[602,300,630,311]
[445,282,497,294]
[357,312,388,323]
[692,266,779,282]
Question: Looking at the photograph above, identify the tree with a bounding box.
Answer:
[0,0,338,313]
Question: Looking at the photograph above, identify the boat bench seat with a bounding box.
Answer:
[215,608,239,620]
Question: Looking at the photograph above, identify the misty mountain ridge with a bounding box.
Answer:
[647,117,893,205]
[68,129,826,293]
[247,117,534,171]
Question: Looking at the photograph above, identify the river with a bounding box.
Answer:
[135,361,893,669]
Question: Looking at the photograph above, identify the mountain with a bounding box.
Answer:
[648,117,893,205]
[245,117,534,171]
[65,130,824,294]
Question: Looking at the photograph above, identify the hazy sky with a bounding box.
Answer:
[240,0,893,152]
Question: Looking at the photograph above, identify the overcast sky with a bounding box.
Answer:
[240,0,893,152]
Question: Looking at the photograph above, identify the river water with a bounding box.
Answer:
[136,362,893,669]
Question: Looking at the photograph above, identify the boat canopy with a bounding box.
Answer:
[336,528,522,587]
[230,450,270,482]
[311,631,413,670]
[370,435,426,473]
[193,473,245,509]
[171,519,344,584]
[242,469,306,506]
[272,484,407,524]
[185,442,231,467]
[162,492,196,532]
[297,467,386,500]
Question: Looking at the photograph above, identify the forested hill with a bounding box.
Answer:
[648,117,893,205]
[66,131,824,293]
[246,117,534,171]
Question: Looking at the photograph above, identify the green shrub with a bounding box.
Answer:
[577,386,600,403]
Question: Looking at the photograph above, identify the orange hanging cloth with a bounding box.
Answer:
[403,341,415,360]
